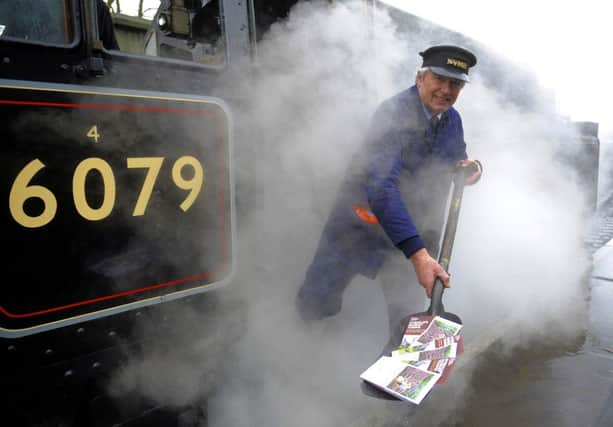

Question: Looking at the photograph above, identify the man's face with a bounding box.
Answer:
[416,70,465,115]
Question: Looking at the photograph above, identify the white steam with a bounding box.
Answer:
[451,81,591,344]
[109,1,593,425]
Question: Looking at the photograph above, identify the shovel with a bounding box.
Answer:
[361,163,472,400]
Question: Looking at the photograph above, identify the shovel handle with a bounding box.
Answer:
[429,278,445,316]
[426,163,473,316]
[438,166,468,270]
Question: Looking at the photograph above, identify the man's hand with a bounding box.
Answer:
[409,248,450,298]
[459,159,482,185]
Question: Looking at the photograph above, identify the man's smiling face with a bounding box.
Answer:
[417,69,465,115]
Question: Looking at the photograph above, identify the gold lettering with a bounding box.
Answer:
[447,58,468,70]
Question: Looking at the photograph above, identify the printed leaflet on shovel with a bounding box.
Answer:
[359,315,463,405]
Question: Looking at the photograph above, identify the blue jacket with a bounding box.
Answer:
[313,85,467,278]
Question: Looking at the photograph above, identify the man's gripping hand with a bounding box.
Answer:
[459,159,482,185]
[410,248,450,298]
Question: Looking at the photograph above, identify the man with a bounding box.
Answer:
[296,45,482,332]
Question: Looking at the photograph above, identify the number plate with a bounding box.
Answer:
[0,81,233,336]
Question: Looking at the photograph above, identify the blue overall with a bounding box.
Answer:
[296,85,468,322]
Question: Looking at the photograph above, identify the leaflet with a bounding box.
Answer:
[361,315,465,403]
[360,356,442,405]
[401,315,463,347]
[392,342,458,362]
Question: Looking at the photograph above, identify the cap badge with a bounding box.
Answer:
[446,58,468,70]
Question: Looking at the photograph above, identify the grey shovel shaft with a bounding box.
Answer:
[428,168,468,317]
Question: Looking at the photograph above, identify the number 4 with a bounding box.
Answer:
[87,125,100,143]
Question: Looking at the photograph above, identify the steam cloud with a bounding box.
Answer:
[108,1,593,425]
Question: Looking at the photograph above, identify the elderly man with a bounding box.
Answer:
[296,45,483,332]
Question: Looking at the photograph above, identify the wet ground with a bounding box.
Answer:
[341,232,613,427]
[207,269,613,427]
[207,218,613,427]
[448,242,613,427]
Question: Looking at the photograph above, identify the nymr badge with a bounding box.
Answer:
[0,81,234,336]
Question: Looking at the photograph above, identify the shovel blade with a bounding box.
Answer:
[360,311,462,401]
